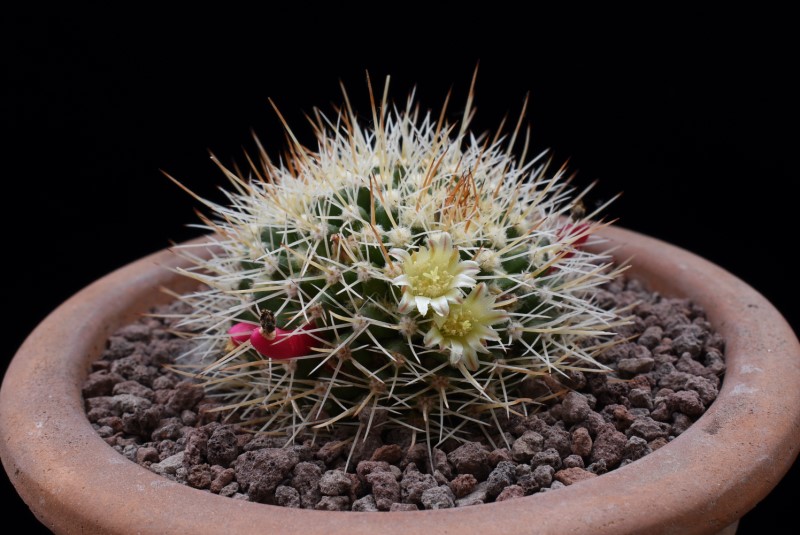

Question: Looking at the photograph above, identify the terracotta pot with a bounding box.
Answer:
[1,225,798,535]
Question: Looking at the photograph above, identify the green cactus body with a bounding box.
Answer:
[172,83,626,454]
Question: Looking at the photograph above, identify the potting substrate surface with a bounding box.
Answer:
[83,277,725,511]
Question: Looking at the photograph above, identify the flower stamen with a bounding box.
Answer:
[391,232,479,316]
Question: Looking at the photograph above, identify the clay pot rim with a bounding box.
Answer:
[1,225,798,535]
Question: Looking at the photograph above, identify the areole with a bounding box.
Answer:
[1,225,798,534]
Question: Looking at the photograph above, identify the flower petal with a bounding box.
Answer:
[424,326,443,348]
[461,349,480,371]
[429,296,450,317]
[415,295,430,316]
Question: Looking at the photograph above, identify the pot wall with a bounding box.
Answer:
[1,227,798,534]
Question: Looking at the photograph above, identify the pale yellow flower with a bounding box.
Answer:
[424,283,507,370]
[391,232,479,316]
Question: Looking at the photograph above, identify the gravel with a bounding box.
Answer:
[84,277,726,510]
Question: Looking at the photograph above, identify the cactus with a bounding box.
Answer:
[170,79,627,459]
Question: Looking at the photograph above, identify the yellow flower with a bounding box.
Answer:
[391,232,479,316]
[424,283,507,371]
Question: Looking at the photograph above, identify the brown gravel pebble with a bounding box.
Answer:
[449,474,478,498]
[555,467,598,485]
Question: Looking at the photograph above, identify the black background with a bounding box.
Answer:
[2,8,796,533]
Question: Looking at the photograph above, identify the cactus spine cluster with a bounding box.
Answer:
[172,79,626,457]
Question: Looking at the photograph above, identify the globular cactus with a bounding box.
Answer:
[171,79,626,459]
